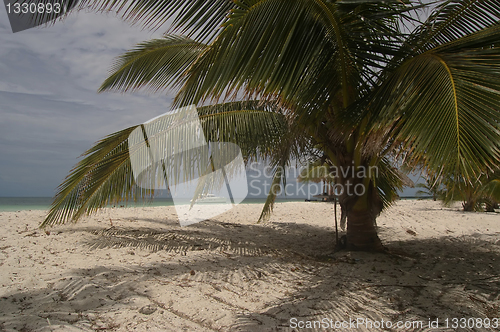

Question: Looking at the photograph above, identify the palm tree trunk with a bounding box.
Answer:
[334,163,385,252]
[346,207,384,251]
[462,197,476,211]
[461,190,477,211]
[339,200,347,231]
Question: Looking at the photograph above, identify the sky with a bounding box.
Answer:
[0,5,421,198]
[0,8,175,196]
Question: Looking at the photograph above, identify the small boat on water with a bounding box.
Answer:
[191,193,227,204]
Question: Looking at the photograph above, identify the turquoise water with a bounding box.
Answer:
[0,196,422,212]
[0,197,311,212]
[0,197,53,212]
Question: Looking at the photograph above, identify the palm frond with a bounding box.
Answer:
[373,157,408,210]
[174,0,393,108]
[99,35,206,93]
[479,178,500,202]
[368,27,500,180]
[297,161,333,184]
[258,161,286,223]
[80,0,236,41]
[41,102,290,227]
[42,126,142,227]
[407,0,500,54]
[197,101,289,161]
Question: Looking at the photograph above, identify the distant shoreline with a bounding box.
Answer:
[0,196,428,212]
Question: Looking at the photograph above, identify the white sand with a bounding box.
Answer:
[0,200,499,331]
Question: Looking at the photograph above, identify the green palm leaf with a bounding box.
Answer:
[256,126,307,222]
[41,102,290,227]
[99,35,206,93]
[42,126,142,227]
[480,178,500,202]
[368,26,500,180]
[80,0,236,41]
[407,0,500,54]
[174,0,409,109]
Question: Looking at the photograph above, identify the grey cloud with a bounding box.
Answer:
[0,9,174,196]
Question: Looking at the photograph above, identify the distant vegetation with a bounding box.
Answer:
[417,171,500,212]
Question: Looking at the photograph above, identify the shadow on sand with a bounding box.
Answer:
[1,218,499,331]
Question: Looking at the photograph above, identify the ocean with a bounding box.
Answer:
[0,196,422,212]
[0,197,313,212]
[0,197,53,212]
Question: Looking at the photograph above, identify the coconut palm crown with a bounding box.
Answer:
[41,0,500,252]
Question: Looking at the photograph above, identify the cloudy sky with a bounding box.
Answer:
[0,8,177,197]
[0,6,421,198]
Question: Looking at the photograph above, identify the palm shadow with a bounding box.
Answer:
[84,217,335,258]
[233,235,500,331]
[0,218,335,331]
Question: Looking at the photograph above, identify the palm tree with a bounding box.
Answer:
[40,0,500,252]
[481,177,500,212]
[440,171,500,212]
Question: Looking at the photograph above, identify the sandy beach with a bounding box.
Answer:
[0,200,499,331]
